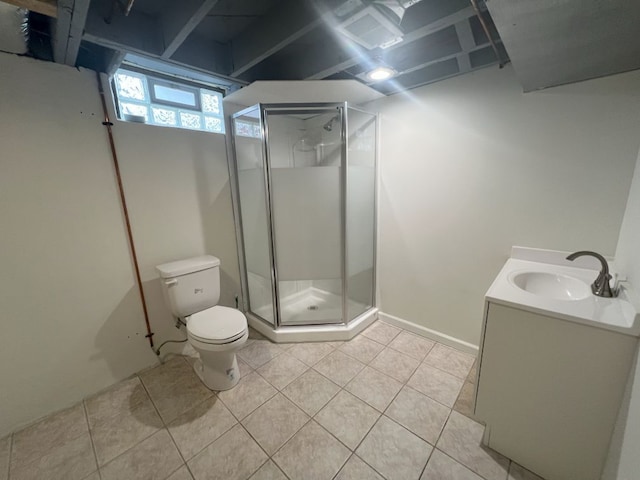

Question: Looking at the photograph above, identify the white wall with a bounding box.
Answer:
[372,65,640,345]
[0,53,239,436]
[604,147,640,480]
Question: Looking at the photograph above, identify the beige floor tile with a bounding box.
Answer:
[100,429,183,480]
[85,377,150,426]
[361,322,401,345]
[281,369,341,416]
[454,382,475,418]
[315,391,380,450]
[248,327,267,341]
[326,341,345,349]
[467,361,478,384]
[346,366,402,412]
[249,460,287,480]
[421,449,483,480]
[0,435,10,480]
[139,358,213,424]
[437,411,509,480]
[11,403,89,470]
[287,342,334,366]
[313,350,365,387]
[273,421,350,480]
[168,396,237,460]
[388,331,435,361]
[335,455,383,480]
[257,353,308,390]
[356,416,432,480]
[188,425,267,480]
[369,347,420,383]
[83,472,101,480]
[238,358,253,378]
[407,363,464,407]
[424,344,476,379]
[9,433,96,480]
[509,462,544,480]
[166,465,194,480]
[89,398,163,466]
[242,394,309,455]
[144,374,214,424]
[217,371,277,420]
[138,357,188,390]
[386,386,450,445]
[339,336,385,364]
[238,340,284,369]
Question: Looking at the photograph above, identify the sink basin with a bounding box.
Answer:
[510,272,591,301]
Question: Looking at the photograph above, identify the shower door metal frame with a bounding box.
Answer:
[230,102,378,330]
[262,103,347,327]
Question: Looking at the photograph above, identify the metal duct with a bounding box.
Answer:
[0,1,28,54]
[334,0,425,50]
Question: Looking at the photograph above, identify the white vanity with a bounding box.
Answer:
[474,248,640,480]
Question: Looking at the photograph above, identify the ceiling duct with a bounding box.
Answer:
[0,1,28,54]
[334,0,423,50]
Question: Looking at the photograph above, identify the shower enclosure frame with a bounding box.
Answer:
[228,102,379,340]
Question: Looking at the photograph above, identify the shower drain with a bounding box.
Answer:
[307,305,319,311]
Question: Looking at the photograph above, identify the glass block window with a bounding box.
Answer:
[112,68,225,134]
[234,119,261,138]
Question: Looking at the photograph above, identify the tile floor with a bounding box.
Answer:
[0,321,545,480]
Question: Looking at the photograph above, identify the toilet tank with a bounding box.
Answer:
[156,255,221,318]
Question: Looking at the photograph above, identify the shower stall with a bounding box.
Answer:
[230,103,378,341]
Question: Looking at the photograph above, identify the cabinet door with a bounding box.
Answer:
[475,303,636,480]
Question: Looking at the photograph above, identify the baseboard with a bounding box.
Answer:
[379,311,479,355]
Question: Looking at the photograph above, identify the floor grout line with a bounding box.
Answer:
[81,400,101,479]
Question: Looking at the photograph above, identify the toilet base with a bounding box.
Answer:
[192,351,241,391]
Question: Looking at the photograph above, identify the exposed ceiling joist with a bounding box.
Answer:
[454,19,475,73]
[2,0,56,17]
[160,0,220,59]
[64,0,90,66]
[230,0,323,77]
[51,0,73,63]
[83,0,164,56]
[305,5,476,80]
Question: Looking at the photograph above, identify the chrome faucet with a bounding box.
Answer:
[566,251,619,298]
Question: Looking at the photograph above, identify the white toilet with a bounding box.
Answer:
[156,255,248,391]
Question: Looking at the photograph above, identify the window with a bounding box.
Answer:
[112,68,225,134]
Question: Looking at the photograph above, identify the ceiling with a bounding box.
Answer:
[4,0,508,94]
[3,0,640,95]
[486,0,640,92]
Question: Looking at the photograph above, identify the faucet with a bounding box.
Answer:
[566,251,619,298]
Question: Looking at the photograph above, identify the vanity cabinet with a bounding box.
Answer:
[474,302,637,480]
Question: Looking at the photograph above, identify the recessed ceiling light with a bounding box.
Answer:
[367,66,396,81]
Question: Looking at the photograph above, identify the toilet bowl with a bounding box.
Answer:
[186,305,248,390]
[156,255,248,391]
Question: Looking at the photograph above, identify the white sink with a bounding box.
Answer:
[510,271,591,301]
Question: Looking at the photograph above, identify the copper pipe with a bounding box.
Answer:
[123,0,135,16]
[469,0,507,68]
[95,72,154,348]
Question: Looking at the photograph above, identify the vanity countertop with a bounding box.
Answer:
[486,248,640,337]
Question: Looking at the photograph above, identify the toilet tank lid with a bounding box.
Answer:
[156,255,220,278]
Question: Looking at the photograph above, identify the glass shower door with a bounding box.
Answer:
[265,106,345,325]
[232,107,277,325]
[346,107,377,321]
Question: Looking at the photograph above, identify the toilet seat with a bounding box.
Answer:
[187,306,247,345]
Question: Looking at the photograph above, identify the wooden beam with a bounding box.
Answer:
[454,19,475,73]
[64,0,91,65]
[83,1,165,56]
[230,0,323,77]
[160,0,220,59]
[2,0,57,17]
[304,6,476,79]
[51,0,73,63]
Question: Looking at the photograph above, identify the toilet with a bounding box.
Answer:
[156,255,248,391]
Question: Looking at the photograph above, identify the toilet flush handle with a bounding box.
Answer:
[164,279,178,287]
